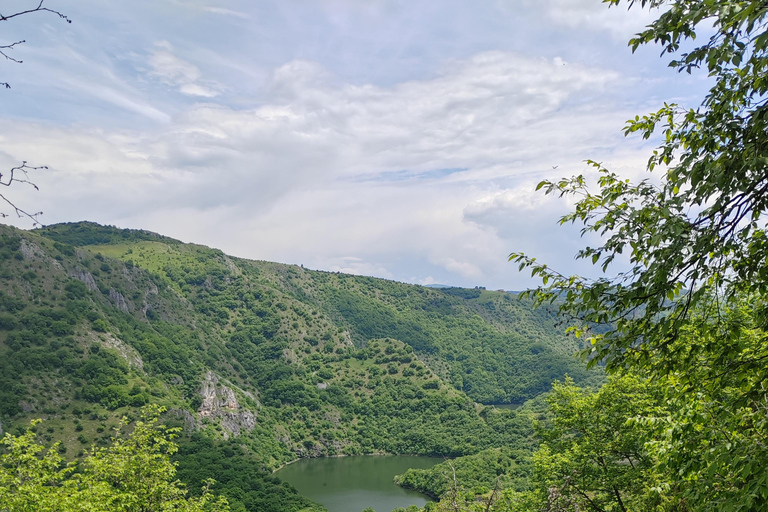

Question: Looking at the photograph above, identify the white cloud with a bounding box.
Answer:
[523,0,658,40]
[147,41,222,97]
[1,47,653,289]
[203,7,251,19]
[417,276,439,286]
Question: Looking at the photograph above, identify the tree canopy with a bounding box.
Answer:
[0,405,229,512]
[512,0,768,374]
[506,0,768,510]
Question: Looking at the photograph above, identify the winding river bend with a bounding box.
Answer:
[276,456,441,512]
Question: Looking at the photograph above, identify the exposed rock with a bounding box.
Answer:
[0,419,3,436]
[316,382,328,390]
[19,239,45,260]
[108,288,130,313]
[169,408,197,432]
[222,256,241,276]
[220,410,256,438]
[141,283,159,320]
[70,269,98,292]
[199,372,239,414]
[339,330,353,347]
[296,443,325,458]
[19,238,64,269]
[81,331,144,370]
[275,426,291,445]
[197,371,257,438]
[19,401,35,413]
[282,347,298,364]
[323,410,341,425]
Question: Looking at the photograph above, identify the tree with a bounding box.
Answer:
[511,0,768,373]
[533,376,663,512]
[0,1,71,224]
[640,299,768,511]
[0,405,230,512]
[509,1,768,510]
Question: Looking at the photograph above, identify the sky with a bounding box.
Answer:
[0,0,712,290]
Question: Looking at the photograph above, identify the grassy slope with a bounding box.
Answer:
[78,233,597,404]
[0,221,600,510]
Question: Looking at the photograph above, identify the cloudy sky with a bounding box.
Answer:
[0,0,710,289]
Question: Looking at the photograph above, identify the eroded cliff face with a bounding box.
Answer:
[197,371,257,438]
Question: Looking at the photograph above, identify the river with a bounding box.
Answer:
[276,455,441,512]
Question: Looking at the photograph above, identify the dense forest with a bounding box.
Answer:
[4,1,768,511]
[0,221,590,511]
[426,0,768,511]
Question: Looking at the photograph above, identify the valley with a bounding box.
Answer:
[0,221,597,511]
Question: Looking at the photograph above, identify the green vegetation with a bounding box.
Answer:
[531,375,662,511]
[0,221,589,511]
[7,1,768,510]
[175,435,325,512]
[38,221,178,247]
[395,447,531,499]
[493,1,768,511]
[0,405,229,511]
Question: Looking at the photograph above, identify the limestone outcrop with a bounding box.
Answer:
[197,371,256,438]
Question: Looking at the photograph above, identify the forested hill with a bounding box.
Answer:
[36,221,595,404]
[0,221,596,511]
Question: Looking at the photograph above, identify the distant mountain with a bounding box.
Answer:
[424,283,451,288]
[0,221,599,511]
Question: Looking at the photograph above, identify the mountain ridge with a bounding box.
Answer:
[0,221,599,511]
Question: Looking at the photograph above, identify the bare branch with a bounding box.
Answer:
[0,40,26,64]
[0,1,71,24]
[0,2,70,224]
[0,0,71,89]
[0,162,47,226]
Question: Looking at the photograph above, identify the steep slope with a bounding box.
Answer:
[38,222,595,404]
[0,221,597,510]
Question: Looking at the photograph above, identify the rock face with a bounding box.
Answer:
[19,239,45,260]
[197,371,256,438]
[70,269,99,292]
[108,288,130,313]
[99,332,144,370]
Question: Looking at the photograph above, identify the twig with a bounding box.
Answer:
[0,162,46,225]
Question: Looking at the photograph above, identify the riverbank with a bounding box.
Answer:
[272,450,393,473]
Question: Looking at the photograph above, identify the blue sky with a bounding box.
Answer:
[0,0,711,289]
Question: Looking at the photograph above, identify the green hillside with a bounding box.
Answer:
[38,221,596,404]
[0,221,597,511]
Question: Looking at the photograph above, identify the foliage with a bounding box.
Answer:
[73,224,596,405]
[0,221,561,512]
[508,1,768,510]
[0,405,229,512]
[422,487,541,512]
[533,376,663,512]
[175,435,326,512]
[319,279,596,404]
[640,299,768,511]
[37,221,177,247]
[395,447,531,499]
[510,0,768,371]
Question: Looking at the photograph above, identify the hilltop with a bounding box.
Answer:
[0,221,598,511]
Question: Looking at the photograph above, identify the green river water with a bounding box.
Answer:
[276,455,441,512]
